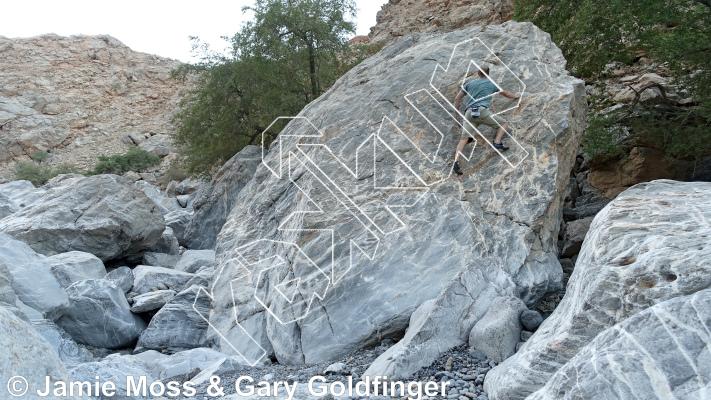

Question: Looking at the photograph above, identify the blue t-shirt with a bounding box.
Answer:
[461,78,499,110]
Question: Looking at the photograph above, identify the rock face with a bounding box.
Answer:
[368,0,514,45]
[0,233,69,320]
[364,259,517,380]
[0,306,84,400]
[485,180,711,400]
[528,288,711,400]
[57,279,146,349]
[184,145,262,250]
[135,285,210,353]
[0,174,165,261]
[210,22,586,365]
[0,34,186,181]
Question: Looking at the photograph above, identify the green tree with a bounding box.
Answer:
[515,0,711,164]
[172,0,366,177]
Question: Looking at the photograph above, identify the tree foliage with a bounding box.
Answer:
[515,0,711,164]
[172,0,371,177]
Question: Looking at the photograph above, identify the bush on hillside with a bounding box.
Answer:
[90,147,161,175]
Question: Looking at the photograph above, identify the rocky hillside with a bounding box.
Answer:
[0,34,186,182]
[367,0,513,45]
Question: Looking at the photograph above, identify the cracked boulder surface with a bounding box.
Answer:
[485,180,711,400]
[527,288,711,400]
[210,22,586,364]
[0,174,165,261]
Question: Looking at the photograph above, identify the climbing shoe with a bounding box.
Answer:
[493,141,509,151]
[453,161,463,175]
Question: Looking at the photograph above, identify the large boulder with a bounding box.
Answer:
[0,180,46,210]
[0,175,165,261]
[164,209,193,247]
[135,285,210,353]
[0,233,69,320]
[0,306,85,400]
[528,289,711,400]
[209,21,586,364]
[46,251,107,289]
[485,180,711,400]
[57,279,146,349]
[183,145,262,250]
[364,258,517,380]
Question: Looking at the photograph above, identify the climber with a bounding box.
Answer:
[452,65,521,175]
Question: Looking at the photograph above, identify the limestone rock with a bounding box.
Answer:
[560,216,594,258]
[142,251,180,268]
[0,306,84,400]
[485,180,711,400]
[0,175,165,261]
[130,289,176,313]
[57,279,146,349]
[131,265,194,295]
[0,179,46,209]
[183,145,262,250]
[528,289,711,400]
[105,266,134,293]
[149,348,239,380]
[165,209,193,246]
[69,361,153,400]
[368,0,514,45]
[519,309,543,331]
[149,226,180,255]
[46,251,107,289]
[31,319,93,366]
[0,233,69,320]
[175,249,216,273]
[134,180,183,215]
[468,296,527,363]
[364,259,517,380]
[135,285,210,353]
[0,34,187,182]
[138,133,175,157]
[211,22,586,364]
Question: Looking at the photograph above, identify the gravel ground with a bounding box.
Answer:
[168,342,494,400]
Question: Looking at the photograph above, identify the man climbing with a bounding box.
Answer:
[452,65,521,175]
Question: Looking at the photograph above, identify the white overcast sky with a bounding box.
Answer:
[1,0,386,63]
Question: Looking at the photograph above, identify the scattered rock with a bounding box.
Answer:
[0,233,69,320]
[131,265,194,295]
[142,251,180,268]
[175,249,216,273]
[105,266,134,293]
[165,209,194,247]
[519,310,543,331]
[31,319,93,366]
[57,279,146,349]
[468,296,527,363]
[69,361,154,400]
[149,227,180,255]
[135,285,210,353]
[0,175,165,261]
[130,289,176,313]
[46,251,107,289]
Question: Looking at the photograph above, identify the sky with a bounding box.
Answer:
[1,0,386,63]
